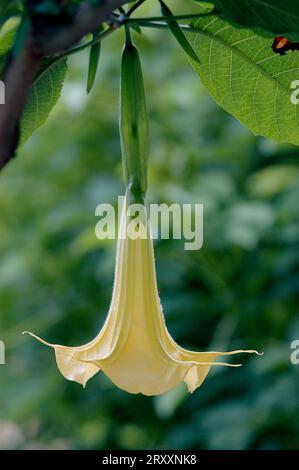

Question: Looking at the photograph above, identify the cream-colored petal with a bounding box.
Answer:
[55,347,100,387]
[23,202,131,385]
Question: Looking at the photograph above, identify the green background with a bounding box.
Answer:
[0,1,299,450]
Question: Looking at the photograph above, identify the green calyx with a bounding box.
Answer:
[120,34,149,205]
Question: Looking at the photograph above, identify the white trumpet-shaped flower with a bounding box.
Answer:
[24,197,260,396]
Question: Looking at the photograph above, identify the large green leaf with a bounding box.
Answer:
[195,0,299,40]
[188,15,299,145]
[21,58,68,144]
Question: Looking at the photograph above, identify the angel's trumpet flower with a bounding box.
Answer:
[24,36,260,395]
[24,199,260,395]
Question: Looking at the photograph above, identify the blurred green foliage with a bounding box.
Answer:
[0,1,299,451]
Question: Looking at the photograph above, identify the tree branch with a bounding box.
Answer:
[0,0,125,171]
[38,1,126,55]
[0,37,42,170]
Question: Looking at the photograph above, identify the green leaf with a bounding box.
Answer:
[20,58,68,144]
[86,33,101,94]
[160,0,200,63]
[187,15,299,145]
[0,1,22,27]
[194,0,299,40]
[129,23,142,35]
[0,21,67,146]
[0,20,17,77]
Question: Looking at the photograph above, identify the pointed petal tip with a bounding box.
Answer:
[185,382,195,394]
[232,349,263,356]
[244,350,264,356]
[81,375,91,389]
[22,331,53,348]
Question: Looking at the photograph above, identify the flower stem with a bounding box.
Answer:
[124,12,213,23]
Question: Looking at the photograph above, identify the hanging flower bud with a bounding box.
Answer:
[120,32,148,204]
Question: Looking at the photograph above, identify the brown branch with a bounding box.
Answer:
[38,1,125,55]
[0,37,42,169]
[0,0,125,171]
